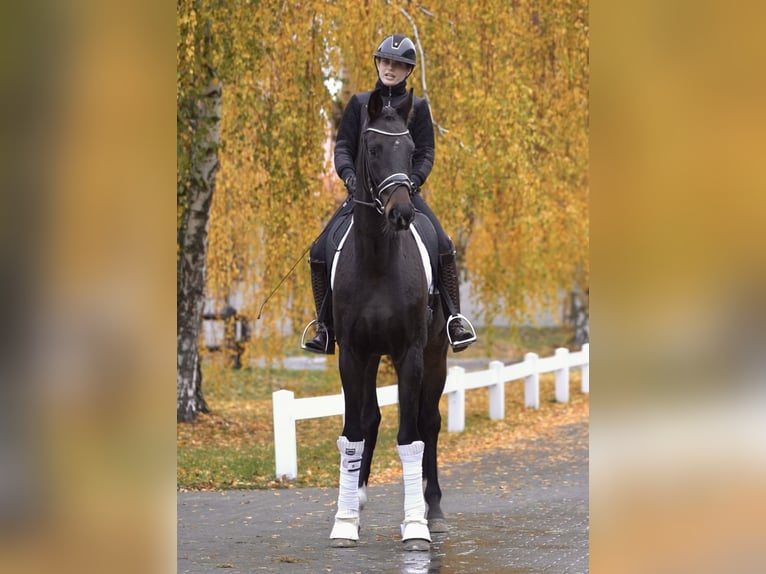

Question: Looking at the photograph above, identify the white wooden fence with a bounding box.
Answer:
[272,344,589,480]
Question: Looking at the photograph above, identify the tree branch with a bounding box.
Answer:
[400,7,449,135]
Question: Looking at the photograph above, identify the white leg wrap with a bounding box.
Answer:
[397,441,431,542]
[330,436,364,540]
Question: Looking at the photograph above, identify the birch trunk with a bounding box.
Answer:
[177,79,221,423]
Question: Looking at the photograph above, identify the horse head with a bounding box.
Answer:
[359,88,416,231]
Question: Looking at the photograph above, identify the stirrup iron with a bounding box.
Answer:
[301,319,329,353]
[446,313,477,347]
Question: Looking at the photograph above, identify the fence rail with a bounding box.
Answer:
[272,344,589,480]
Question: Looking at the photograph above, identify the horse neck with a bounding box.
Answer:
[352,145,407,270]
[352,206,402,273]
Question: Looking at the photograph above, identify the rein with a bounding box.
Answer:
[353,124,414,215]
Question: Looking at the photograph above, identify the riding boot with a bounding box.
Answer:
[302,259,335,355]
[439,252,477,353]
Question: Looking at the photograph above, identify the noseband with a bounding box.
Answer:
[354,125,414,215]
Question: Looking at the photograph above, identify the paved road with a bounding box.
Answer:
[178,421,588,573]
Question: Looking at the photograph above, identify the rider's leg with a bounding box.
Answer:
[303,256,335,354]
[303,199,353,355]
[412,194,477,352]
[439,248,476,351]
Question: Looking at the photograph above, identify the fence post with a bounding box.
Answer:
[554,347,570,403]
[272,389,298,480]
[488,360,505,420]
[580,343,589,393]
[447,366,465,432]
[524,352,539,409]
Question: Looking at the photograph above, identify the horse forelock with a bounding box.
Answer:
[377,105,409,131]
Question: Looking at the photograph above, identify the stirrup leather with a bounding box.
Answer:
[446,313,477,348]
[301,319,329,353]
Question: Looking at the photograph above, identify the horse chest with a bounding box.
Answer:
[334,263,427,348]
[345,280,422,319]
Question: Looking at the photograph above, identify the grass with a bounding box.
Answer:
[177,325,588,491]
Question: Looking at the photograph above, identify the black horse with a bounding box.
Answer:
[328,87,448,551]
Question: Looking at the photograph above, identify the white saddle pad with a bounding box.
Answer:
[330,217,433,293]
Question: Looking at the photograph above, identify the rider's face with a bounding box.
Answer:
[376,58,412,87]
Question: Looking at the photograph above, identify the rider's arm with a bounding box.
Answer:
[409,98,435,189]
[334,94,362,183]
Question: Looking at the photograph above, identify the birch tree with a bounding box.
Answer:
[177,0,337,421]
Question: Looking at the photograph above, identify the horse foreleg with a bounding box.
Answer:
[398,441,431,550]
[393,346,424,446]
[419,367,447,532]
[421,422,447,532]
[331,350,366,547]
[393,347,430,550]
[358,356,382,509]
[330,436,364,547]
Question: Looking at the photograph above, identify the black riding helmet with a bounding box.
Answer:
[373,34,417,67]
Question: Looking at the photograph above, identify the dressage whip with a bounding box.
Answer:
[255,243,313,320]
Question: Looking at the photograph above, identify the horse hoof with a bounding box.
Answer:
[330,538,358,548]
[403,538,430,552]
[428,518,449,533]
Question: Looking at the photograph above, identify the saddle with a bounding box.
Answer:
[325,210,440,298]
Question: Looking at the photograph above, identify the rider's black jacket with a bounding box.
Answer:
[334,79,435,190]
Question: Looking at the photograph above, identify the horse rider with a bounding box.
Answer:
[303,33,477,355]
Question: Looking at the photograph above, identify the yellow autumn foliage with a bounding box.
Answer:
[178,0,588,365]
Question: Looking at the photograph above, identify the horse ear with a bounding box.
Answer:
[396,88,414,124]
[368,88,384,122]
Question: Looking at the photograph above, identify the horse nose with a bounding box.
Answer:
[388,204,414,230]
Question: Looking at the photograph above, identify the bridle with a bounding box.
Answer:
[354,124,414,215]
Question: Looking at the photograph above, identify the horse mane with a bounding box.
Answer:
[368,87,414,127]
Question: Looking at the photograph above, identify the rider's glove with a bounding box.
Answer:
[410,175,421,194]
[344,174,357,196]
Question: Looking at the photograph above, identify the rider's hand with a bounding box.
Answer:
[410,176,421,194]
[344,174,357,196]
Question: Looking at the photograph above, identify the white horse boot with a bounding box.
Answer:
[330,436,364,546]
[397,441,431,547]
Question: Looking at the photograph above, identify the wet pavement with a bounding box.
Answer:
[178,421,588,573]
